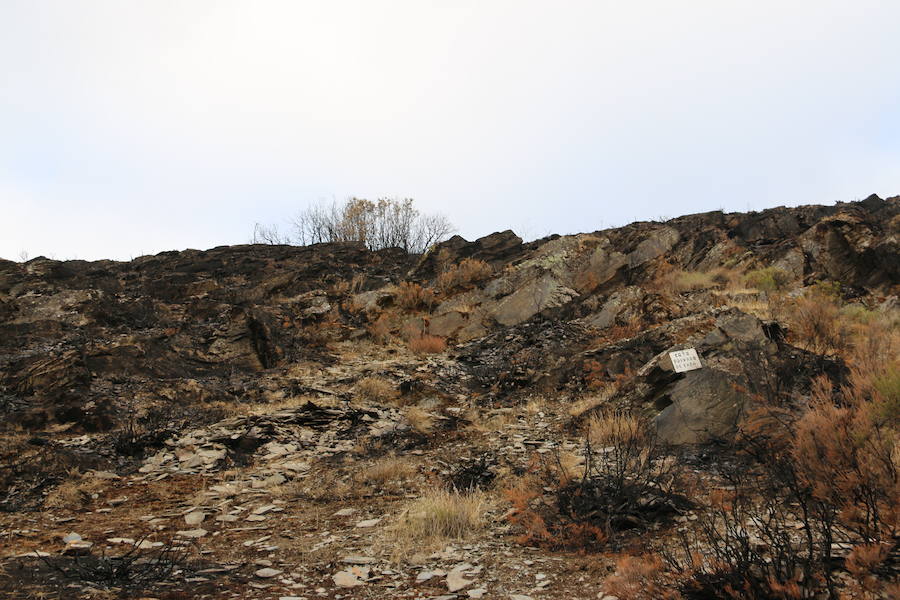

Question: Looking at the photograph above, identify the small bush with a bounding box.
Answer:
[666,375,899,600]
[604,555,681,600]
[786,295,851,357]
[743,267,791,293]
[435,258,492,294]
[873,364,900,425]
[366,313,392,343]
[395,282,436,311]
[408,334,447,354]
[37,535,190,589]
[447,453,497,492]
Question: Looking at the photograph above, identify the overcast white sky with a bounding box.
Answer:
[2,1,899,261]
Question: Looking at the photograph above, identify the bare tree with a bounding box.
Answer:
[291,198,454,253]
[250,222,290,245]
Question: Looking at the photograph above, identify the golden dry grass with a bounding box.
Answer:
[355,376,398,403]
[44,470,108,509]
[355,455,419,486]
[435,258,492,294]
[568,382,617,419]
[405,406,435,434]
[588,411,650,448]
[524,397,547,416]
[387,489,491,560]
[394,282,436,311]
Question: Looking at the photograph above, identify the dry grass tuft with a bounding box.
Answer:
[743,266,792,293]
[243,394,329,415]
[44,470,108,509]
[408,334,447,354]
[366,313,392,343]
[524,397,547,416]
[588,411,650,448]
[604,555,681,600]
[355,376,398,403]
[356,455,419,486]
[405,406,435,433]
[568,383,617,419]
[654,267,718,294]
[389,489,490,559]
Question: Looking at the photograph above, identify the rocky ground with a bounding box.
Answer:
[1,195,898,599]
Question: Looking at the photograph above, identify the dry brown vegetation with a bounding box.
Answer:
[408,333,447,354]
[435,258,493,294]
[394,281,437,311]
[355,375,398,403]
[493,293,899,599]
[44,470,108,509]
[356,455,419,487]
[405,406,435,433]
[660,331,899,599]
[365,313,392,343]
[388,489,491,560]
[604,555,680,600]
[504,410,684,552]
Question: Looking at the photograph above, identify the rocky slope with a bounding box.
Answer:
[0,195,897,599]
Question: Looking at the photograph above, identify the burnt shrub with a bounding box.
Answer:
[447,452,498,492]
[36,536,192,589]
[664,375,899,600]
[504,410,688,551]
[111,403,177,458]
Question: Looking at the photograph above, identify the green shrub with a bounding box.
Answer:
[743,267,791,293]
[873,365,900,425]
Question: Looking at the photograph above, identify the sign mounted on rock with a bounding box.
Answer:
[669,348,702,373]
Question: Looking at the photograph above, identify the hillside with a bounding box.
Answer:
[1,195,898,599]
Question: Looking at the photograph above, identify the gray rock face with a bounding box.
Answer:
[411,230,526,280]
[583,308,830,445]
[655,369,748,444]
[492,275,578,327]
[650,310,776,444]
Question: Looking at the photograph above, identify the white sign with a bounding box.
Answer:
[669,348,702,373]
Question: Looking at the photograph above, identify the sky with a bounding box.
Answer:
[2,1,900,262]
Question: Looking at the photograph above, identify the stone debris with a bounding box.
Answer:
[446,563,475,593]
[138,402,407,476]
[332,566,369,587]
[341,555,378,565]
[184,511,206,525]
[354,518,381,528]
[62,541,93,556]
[106,537,135,545]
[254,567,283,578]
[175,529,207,538]
[416,569,444,582]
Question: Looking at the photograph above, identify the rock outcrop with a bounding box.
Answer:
[0,195,897,445]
